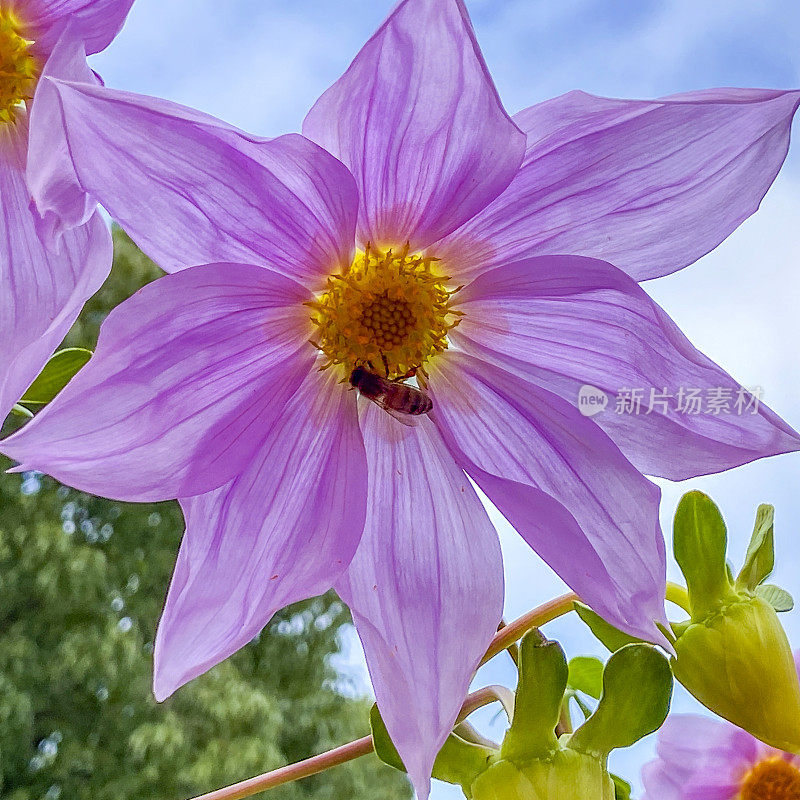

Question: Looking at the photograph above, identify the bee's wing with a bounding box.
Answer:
[367,394,420,427]
[382,405,421,428]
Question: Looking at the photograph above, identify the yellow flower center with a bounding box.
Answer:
[0,7,38,125]
[309,244,462,381]
[740,757,800,800]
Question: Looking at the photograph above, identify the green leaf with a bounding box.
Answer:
[673,491,736,620]
[370,704,495,794]
[569,644,673,757]
[568,656,604,700]
[611,773,632,800]
[501,632,568,763]
[19,348,92,406]
[370,705,406,772]
[756,584,794,612]
[574,602,644,652]
[736,504,775,590]
[10,404,34,419]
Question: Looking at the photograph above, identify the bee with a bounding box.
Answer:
[349,365,433,425]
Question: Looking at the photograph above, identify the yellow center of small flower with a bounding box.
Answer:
[0,7,38,125]
[739,758,800,800]
[309,244,462,381]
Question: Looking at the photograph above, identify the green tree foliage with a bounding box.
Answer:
[0,229,411,800]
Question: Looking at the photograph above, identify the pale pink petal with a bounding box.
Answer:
[642,714,758,800]
[429,350,668,644]
[303,0,525,251]
[336,404,504,799]
[1,263,315,501]
[24,0,134,55]
[657,715,758,772]
[454,256,800,480]
[438,89,800,281]
[641,761,685,800]
[0,112,110,421]
[27,26,99,238]
[29,79,358,284]
[154,369,367,700]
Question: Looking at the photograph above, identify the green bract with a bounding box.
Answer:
[736,503,775,591]
[568,644,672,757]
[501,635,565,761]
[673,491,738,618]
[470,749,615,800]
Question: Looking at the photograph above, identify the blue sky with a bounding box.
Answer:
[91,1,800,796]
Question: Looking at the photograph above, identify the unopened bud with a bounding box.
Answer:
[470,749,615,800]
[672,594,800,753]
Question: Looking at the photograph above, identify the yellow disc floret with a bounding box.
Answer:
[0,7,38,125]
[309,244,462,381]
[739,757,800,800]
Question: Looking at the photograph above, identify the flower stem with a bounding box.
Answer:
[666,581,691,613]
[186,736,375,800]
[457,684,515,724]
[495,618,520,667]
[185,682,509,800]
[479,592,579,666]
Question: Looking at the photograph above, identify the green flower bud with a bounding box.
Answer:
[473,636,669,800]
[371,632,663,799]
[670,491,800,753]
[470,749,615,800]
[672,594,800,753]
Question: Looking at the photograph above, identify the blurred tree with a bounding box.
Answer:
[0,229,410,800]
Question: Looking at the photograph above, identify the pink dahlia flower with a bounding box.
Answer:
[0,0,134,420]
[2,0,799,795]
[642,654,800,800]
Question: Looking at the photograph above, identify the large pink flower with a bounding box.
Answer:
[2,0,799,796]
[0,0,134,420]
[642,655,800,800]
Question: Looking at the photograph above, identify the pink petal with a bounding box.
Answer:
[455,256,800,481]
[335,404,504,800]
[154,369,367,700]
[640,761,684,800]
[438,89,800,281]
[644,715,758,800]
[657,715,758,771]
[24,0,134,55]
[0,113,110,421]
[429,351,668,644]
[1,263,315,501]
[302,0,525,251]
[29,79,358,284]
[27,26,100,238]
